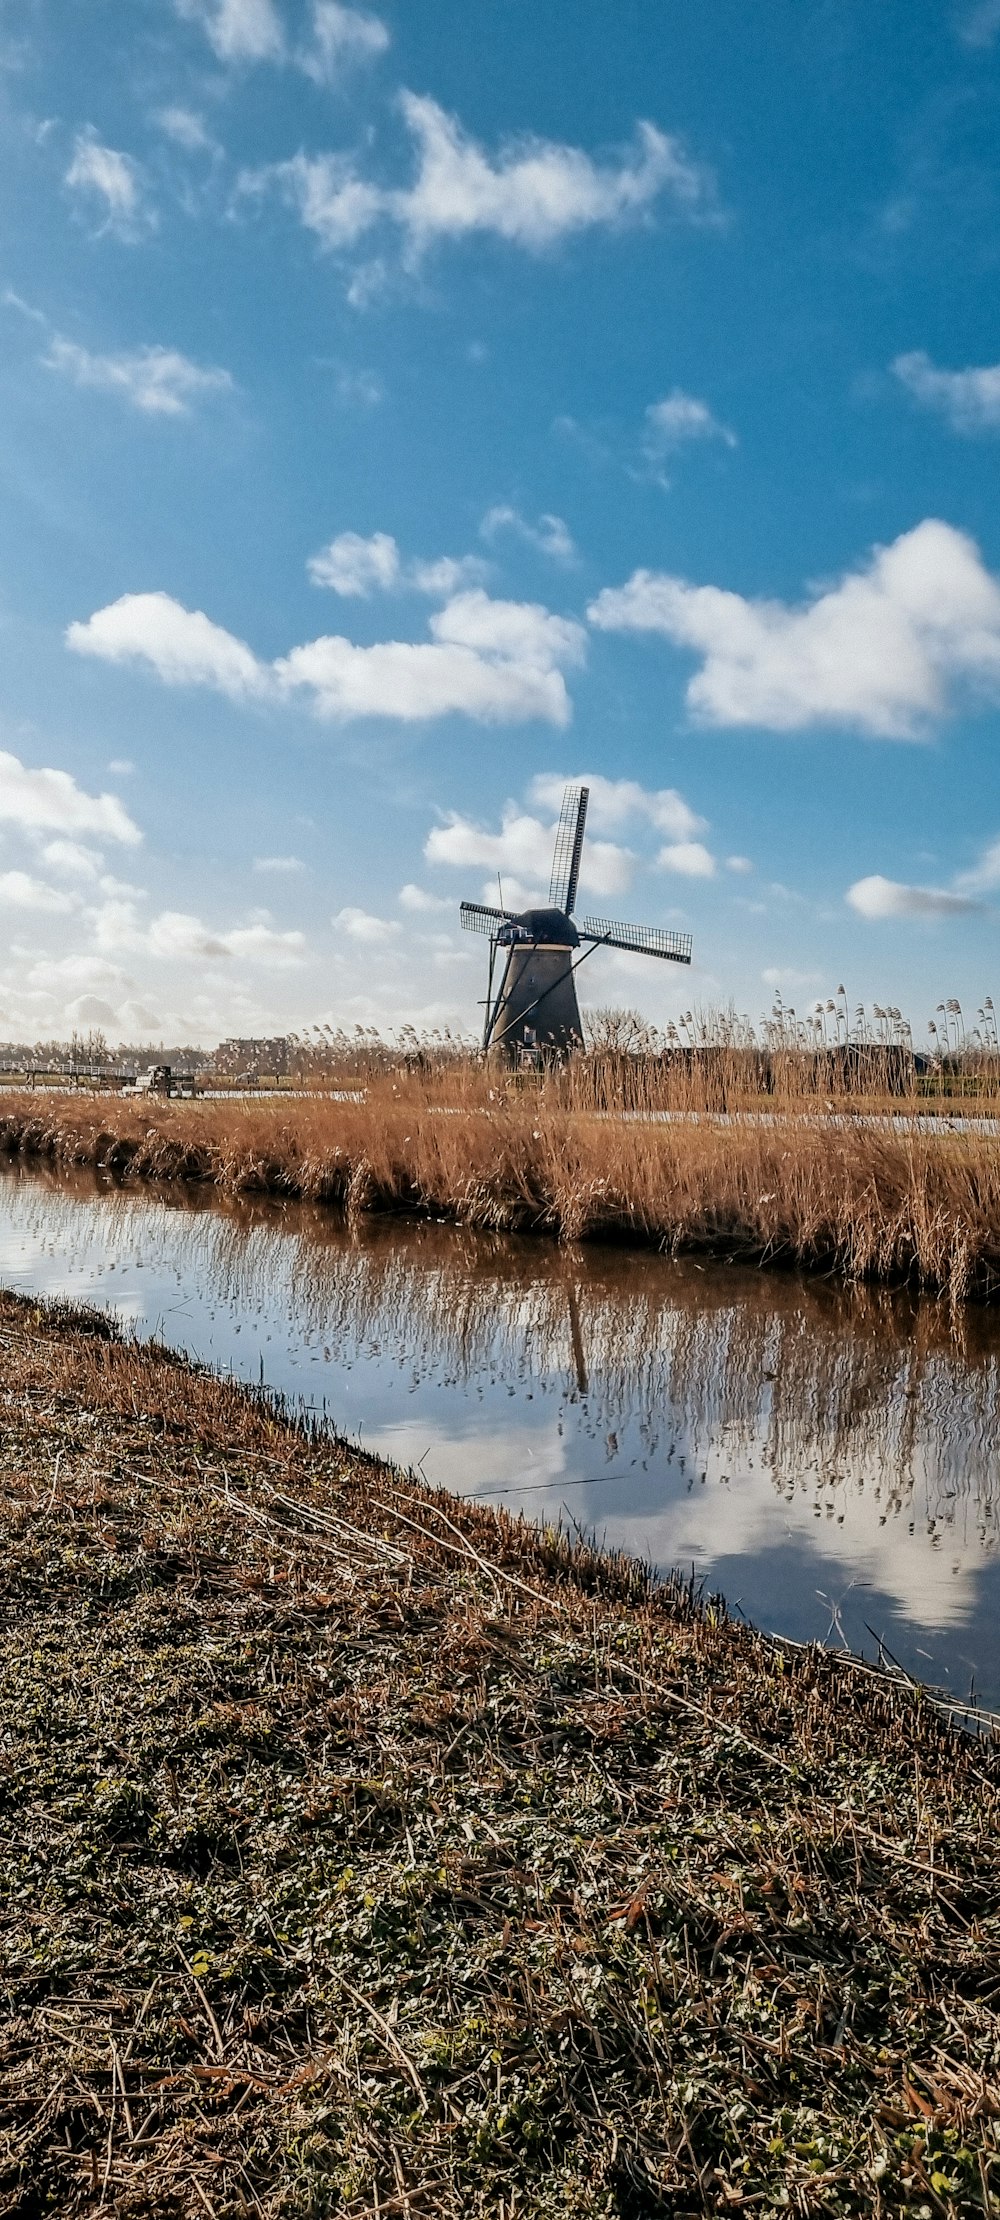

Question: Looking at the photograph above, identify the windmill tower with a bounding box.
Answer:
[460,783,693,1062]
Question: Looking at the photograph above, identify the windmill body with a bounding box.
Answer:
[460,785,694,1063]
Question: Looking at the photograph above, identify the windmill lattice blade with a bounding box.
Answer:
[460,901,518,936]
[548,784,589,915]
[581,915,693,964]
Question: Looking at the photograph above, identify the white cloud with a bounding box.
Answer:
[69,587,582,727]
[278,631,572,725]
[398,883,451,913]
[845,875,979,920]
[223,922,306,963]
[44,338,232,417]
[528,771,706,839]
[0,871,76,913]
[241,96,713,267]
[395,95,710,253]
[409,555,487,596]
[726,854,753,874]
[177,0,284,61]
[242,152,383,249]
[892,351,1000,435]
[657,839,715,877]
[956,838,1000,894]
[333,904,400,943]
[431,589,584,669]
[146,909,231,959]
[65,132,149,241]
[253,854,305,874]
[644,388,736,455]
[481,506,577,562]
[95,901,306,964]
[67,592,266,700]
[154,106,216,153]
[41,839,102,879]
[588,520,1000,737]
[308,529,400,595]
[424,803,632,900]
[309,530,488,598]
[301,2,389,81]
[0,749,140,845]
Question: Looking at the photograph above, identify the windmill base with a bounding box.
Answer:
[487,944,584,1062]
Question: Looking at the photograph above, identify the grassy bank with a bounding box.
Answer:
[2,1072,1000,1299]
[2,1293,1000,2215]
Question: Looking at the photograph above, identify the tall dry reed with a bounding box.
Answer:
[1,1067,1000,1300]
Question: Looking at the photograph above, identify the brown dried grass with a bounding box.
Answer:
[4,1290,1000,2215]
[1,1064,999,1300]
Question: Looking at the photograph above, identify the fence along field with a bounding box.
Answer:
[2,1006,1000,1302]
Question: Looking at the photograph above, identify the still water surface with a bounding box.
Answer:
[1,1162,998,1703]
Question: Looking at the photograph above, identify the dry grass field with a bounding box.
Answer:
[3,1289,1000,2216]
[1,1056,1000,1300]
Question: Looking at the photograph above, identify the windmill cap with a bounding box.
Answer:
[507,906,580,947]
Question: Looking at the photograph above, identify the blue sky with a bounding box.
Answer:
[1,0,1000,1045]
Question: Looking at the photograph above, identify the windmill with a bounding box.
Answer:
[460,783,693,1061]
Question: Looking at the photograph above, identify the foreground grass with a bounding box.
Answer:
[2,1076,1000,1299]
[2,1297,1000,2214]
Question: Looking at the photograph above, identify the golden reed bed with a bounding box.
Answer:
[1,1059,999,1302]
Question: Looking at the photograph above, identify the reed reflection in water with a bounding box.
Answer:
[0,1162,997,1700]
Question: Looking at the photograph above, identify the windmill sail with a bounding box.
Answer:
[548,785,589,915]
[460,901,520,936]
[581,915,693,964]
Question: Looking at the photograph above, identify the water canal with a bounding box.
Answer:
[1,1159,998,1705]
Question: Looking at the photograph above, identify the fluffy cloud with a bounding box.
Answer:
[242,95,712,265]
[431,589,584,670]
[480,506,577,562]
[845,875,979,920]
[657,840,715,877]
[65,131,150,241]
[395,96,707,252]
[70,589,583,727]
[253,854,305,875]
[0,871,76,913]
[41,839,102,878]
[589,520,1000,737]
[398,883,451,913]
[307,530,485,597]
[277,632,572,725]
[0,749,140,845]
[302,2,389,80]
[44,338,232,417]
[644,388,736,454]
[528,771,706,839]
[309,530,400,595]
[67,593,266,700]
[333,905,400,942]
[97,901,306,964]
[240,151,383,249]
[892,351,1000,435]
[424,804,632,900]
[176,0,284,61]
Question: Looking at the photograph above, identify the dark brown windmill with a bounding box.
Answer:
[460,783,693,1060]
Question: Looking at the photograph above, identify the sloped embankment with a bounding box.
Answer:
[1,1291,999,2215]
